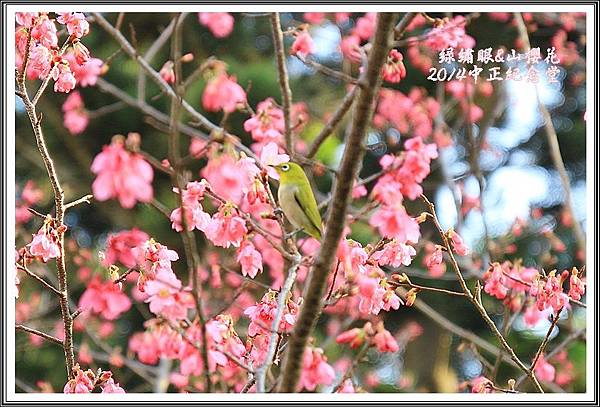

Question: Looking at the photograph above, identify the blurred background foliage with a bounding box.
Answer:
[15,11,586,393]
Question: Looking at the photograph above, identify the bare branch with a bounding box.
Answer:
[270,13,294,156]
[16,324,63,347]
[16,263,61,296]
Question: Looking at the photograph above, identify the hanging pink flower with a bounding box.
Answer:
[28,44,52,80]
[101,378,126,393]
[371,240,416,268]
[63,365,94,393]
[369,204,420,244]
[71,41,90,65]
[204,204,247,248]
[65,52,104,87]
[159,60,175,84]
[56,12,89,39]
[425,16,475,51]
[299,347,335,391]
[15,12,39,28]
[202,73,246,113]
[236,240,263,278]
[340,34,362,63]
[91,137,154,208]
[243,98,285,144]
[144,270,194,320]
[62,91,88,135]
[336,328,365,349]
[103,228,149,268]
[534,355,556,382]
[31,14,58,49]
[28,224,61,262]
[198,13,234,38]
[51,62,76,93]
[568,268,585,300]
[448,228,470,256]
[372,328,399,353]
[291,31,315,58]
[244,290,298,337]
[78,275,132,320]
[382,49,407,83]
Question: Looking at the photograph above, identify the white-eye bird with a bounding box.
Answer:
[272,162,322,240]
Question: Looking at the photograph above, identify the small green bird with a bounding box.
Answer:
[273,162,322,240]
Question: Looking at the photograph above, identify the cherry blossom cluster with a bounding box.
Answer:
[482,261,586,327]
[16,12,102,94]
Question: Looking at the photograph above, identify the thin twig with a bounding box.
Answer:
[64,194,93,211]
[255,256,302,392]
[306,85,359,159]
[15,324,63,347]
[270,13,294,156]
[16,263,61,296]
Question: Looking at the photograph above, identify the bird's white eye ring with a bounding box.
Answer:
[281,164,290,171]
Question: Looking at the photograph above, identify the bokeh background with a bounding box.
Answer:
[15,11,587,393]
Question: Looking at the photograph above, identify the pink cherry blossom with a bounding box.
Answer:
[568,269,585,300]
[198,13,234,38]
[134,239,179,281]
[91,138,154,208]
[51,62,76,93]
[483,263,509,300]
[353,13,377,40]
[65,52,104,87]
[103,228,149,268]
[62,91,89,135]
[78,275,132,320]
[425,16,474,51]
[371,240,416,268]
[202,73,247,113]
[101,378,126,393]
[204,204,247,248]
[72,41,90,66]
[201,153,247,203]
[31,14,58,49]
[382,49,407,83]
[373,328,399,353]
[299,347,335,391]
[236,240,263,278]
[15,12,39,28]
[303,12,325,25]
[534,354,556,382]
[63,365,94,393]
[340,35,362,63]
[28,225,60,262]
[535,271,569,313]
[291,32,315,58]
[448,228,470,256]
[160,60,175,84]
[244,98,285,144]
[28,44,52,80]
[56,12,89,38]
[336,328,365,349]
[244,290,298,337]
[369,204,420,244]
[144,270,194,320]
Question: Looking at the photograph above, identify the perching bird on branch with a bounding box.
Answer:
[272,162,322,240]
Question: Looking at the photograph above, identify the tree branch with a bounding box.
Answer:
[270,13,294,156]
[277,13,397,392]
[15,324,63,347]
